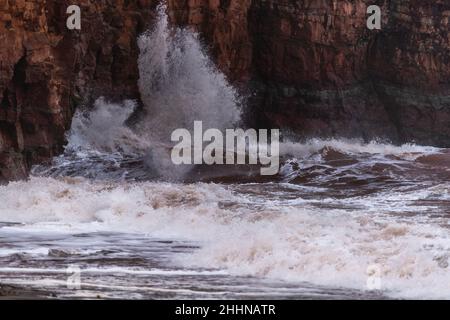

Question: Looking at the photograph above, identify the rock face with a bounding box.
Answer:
[1,0,450,181]
[247,0,450,146]
[172,0,450,145]
[0,0,156,181]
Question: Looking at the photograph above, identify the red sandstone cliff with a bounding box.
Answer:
[1,0,450,181]
[174,0,450,144]
[247,0,450,145]
[0,0,156,180]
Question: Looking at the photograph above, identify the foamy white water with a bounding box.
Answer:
[2,158,450,299]
[2,4,450,300]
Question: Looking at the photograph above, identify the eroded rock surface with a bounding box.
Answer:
[1,0,449,180]
[0,0,155,180]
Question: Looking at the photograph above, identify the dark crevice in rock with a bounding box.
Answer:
[1,88,10,110]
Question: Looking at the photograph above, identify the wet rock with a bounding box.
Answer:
[0,0,157,181]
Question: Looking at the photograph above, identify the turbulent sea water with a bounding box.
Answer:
[1,5,450,299]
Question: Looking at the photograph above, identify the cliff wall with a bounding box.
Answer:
[1,0,449,180]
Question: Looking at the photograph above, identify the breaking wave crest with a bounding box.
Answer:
[1,176,450,299]
[3,2,450,300]
[41,3,242,180]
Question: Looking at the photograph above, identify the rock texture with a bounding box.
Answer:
[0,0,156,181]
[1,0,450,181]
[170,0,450,145]
[168,0,254,81]
[247,0,450,146]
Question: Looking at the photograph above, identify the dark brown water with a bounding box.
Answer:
[1,4,449,300]
[1,139,450,299]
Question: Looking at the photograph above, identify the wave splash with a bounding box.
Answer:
[7,2,450,300]
[136,3,241,142]
[37,3,242,180]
